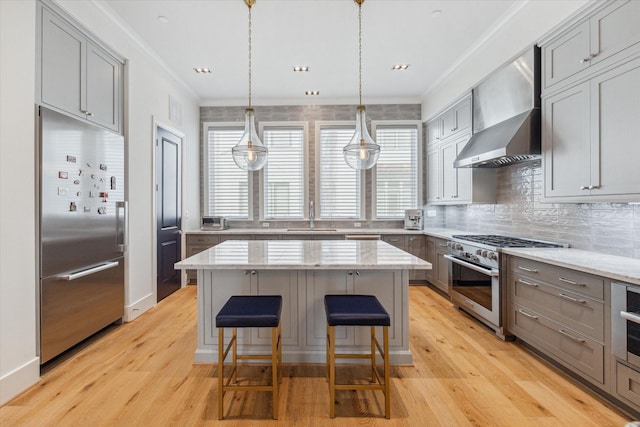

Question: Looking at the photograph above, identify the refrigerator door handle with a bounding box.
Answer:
[116,201,128,253]
[59,261,119,281]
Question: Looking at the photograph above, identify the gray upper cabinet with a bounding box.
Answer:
[543,57,640,201]
[541,0,640,202]
[426,145,441,203]
[543,0,640,92]
[441,96,472,140]
[39,5,123,134]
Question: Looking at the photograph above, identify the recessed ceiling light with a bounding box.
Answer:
[431,9,442,17]
[305,91,320,95]
[157,15,169,24]
[293,66,310,72]
[194,68,212,74]
[392,64,410,70]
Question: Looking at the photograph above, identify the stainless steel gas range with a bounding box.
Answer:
[445,235,566,339]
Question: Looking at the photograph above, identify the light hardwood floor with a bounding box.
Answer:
[0,285,632,426]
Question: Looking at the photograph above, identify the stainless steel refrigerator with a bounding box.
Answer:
[38,106,126,364]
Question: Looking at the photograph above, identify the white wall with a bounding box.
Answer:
[421,0,590,121]
[0,0,200,405]
[0,0,40,405]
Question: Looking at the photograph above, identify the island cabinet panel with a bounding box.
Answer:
[306,270,354,347]
[407,235,426,282]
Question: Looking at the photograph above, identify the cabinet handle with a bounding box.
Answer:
[558,277,585,287]
[244,270,250,275]
[438,243,448,247]
[558,329,586,343]
[518,309,538,320]
[517,266,538,273]
[588,185,599,190]
[580,185,588,190]
[355,271,360,276]
[251,270,257,275]
[580,53,597,63]
[558,293,586,304]
[518,279,538,287]
[450,128,456,132]
[348,271,353,276]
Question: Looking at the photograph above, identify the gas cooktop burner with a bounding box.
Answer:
[451,234,565,248]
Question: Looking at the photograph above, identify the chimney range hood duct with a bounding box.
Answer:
[454,46,541,168]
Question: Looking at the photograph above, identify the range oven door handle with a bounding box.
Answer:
[621,311,640,326]
[444,254,499,277]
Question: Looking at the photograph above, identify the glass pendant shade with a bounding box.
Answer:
[343,107,380,170]
[232,108,268,171]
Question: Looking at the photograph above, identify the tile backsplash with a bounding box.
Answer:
[425,160,640,259]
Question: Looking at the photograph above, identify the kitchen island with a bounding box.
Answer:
[175,239,431,365]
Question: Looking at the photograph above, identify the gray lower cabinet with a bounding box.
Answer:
[39,3,123,133]
[507,256,607,389]
[424,236,449,296]
[614,361,640,411]
[407,235,426,282]
[185,235,220,283]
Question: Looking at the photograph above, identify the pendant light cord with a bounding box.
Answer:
[358,2,362,107]
[248,4,253,109]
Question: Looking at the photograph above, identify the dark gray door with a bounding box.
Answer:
[156,127,182,301]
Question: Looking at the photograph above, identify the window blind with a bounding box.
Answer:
[262,126,305,219]
[374,125,419,218]
[318,126,361,218]
[205,125,249,218]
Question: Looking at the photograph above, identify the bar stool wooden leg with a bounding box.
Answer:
[232,327,238,383]
[218,328,225,420]
[384,325,390,419]
[271,326,278,420]
[329,325,336,418]
[371,326,376,380]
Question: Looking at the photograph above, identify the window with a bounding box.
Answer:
[260,122,307,219]
[203,123,251,219]
[372,121,422,219]
[316,122,363,219]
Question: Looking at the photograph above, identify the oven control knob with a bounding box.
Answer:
[481,250,488,257]
[475,249,483,255]
[488,252,498,260]
[471,255,480,263]
[455,243,464,251]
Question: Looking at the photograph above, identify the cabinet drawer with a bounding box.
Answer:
[511,258,604,300]
[383,235,407,251]
[615,361,640,408]
[510,303,604,383]
[187,245,214,257]
[186,234,219,245]
[511,273,604,340]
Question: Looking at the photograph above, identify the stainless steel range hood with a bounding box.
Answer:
[454,46,541,168]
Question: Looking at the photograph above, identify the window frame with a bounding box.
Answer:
[258,121,309,221]
[202,121,254,220]
[371,120,423,220]
[314,120,366,220]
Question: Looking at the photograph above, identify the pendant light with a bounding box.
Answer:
[232,0,268,171]
[343,0,380,170]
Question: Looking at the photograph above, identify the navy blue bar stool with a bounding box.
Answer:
[324,294,391,419]
[216,295,282,420]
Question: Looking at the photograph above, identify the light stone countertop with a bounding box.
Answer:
[501,247,640,286]
[175,239,432,270]
[422,228,474,240]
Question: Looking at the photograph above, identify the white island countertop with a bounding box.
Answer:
[175,239,432,270]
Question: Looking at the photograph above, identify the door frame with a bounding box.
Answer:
[151,118,187,303]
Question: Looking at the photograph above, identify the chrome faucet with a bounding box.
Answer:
[309,200,314,229]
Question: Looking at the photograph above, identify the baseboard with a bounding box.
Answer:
[123,292,155,322]
[0,357,40,406]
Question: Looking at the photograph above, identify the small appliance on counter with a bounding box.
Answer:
[201,216,229,230]
[404,209,423,230]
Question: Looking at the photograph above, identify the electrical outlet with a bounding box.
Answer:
[353,222,361,228]
[262,222,270,228]
[426,209,437,218]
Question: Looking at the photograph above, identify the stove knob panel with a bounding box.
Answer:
[488,252,498,260]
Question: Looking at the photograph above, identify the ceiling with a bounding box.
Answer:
[102,0,520,105]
